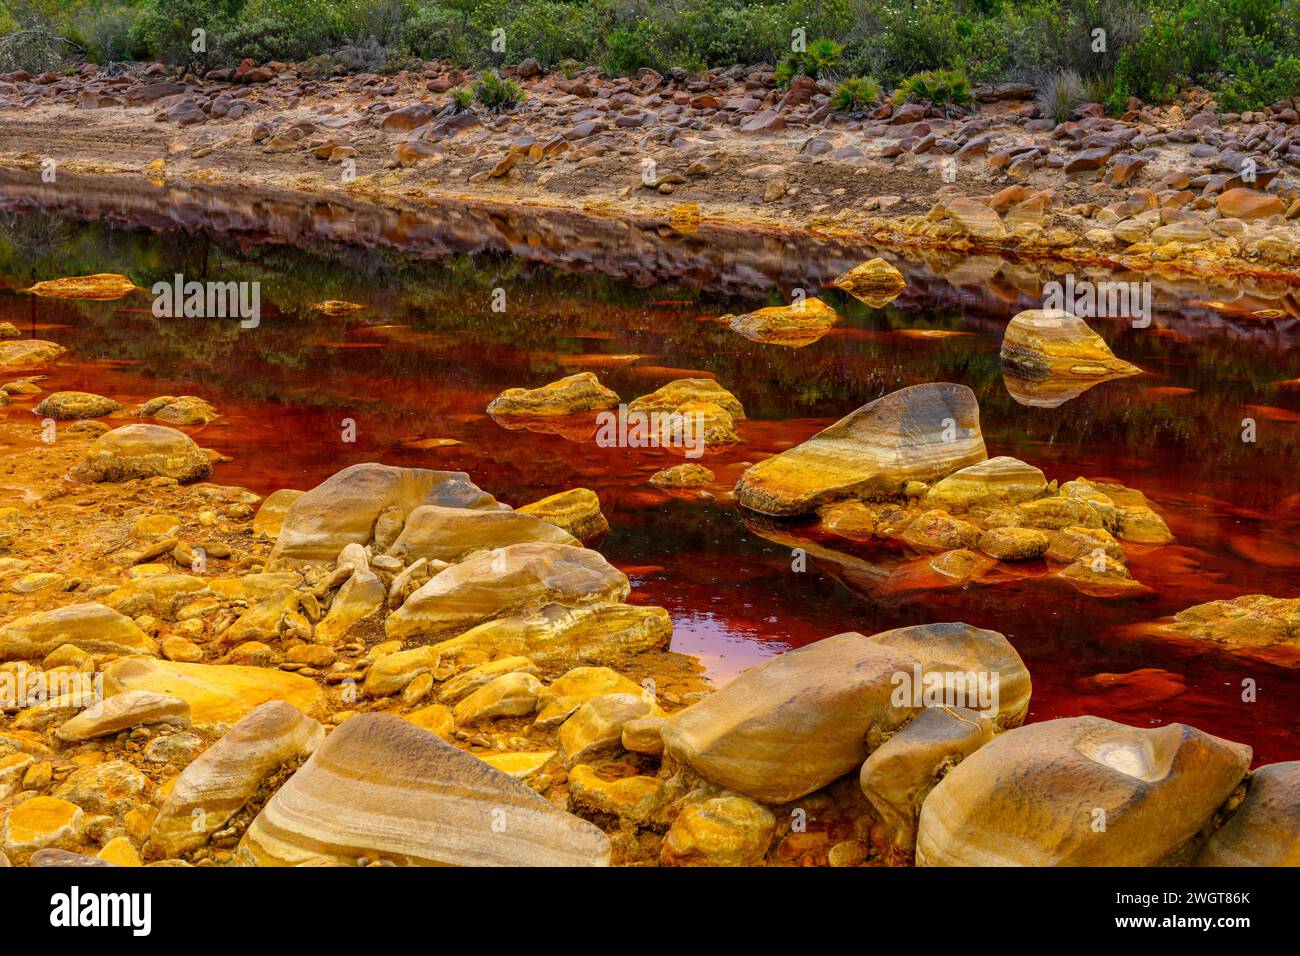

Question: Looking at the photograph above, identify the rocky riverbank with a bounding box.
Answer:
[0,328,1296,865]
[4,60,1300,285]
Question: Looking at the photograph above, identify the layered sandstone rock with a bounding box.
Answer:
[627,378,745,423]
[1196,762,1300,866]
[386,542,630,641]
[486,372,619,417]
[734,383,988,516]
[660,632,917,802]
[726,297,839,347]
[916,717,1251,865]
[515,488,609,541]
[150,701,324,856]
[831,257,907,307]
[922,456,1047,512]
[102,658,327,731]
[386,504,579,562]
[271,463,504,562]
[1000,310,1141,381]
[660,795,775,866]
[431,602,672,666]
[0,603,157,661]
[69,424,213,483]
[240,714,611,866]
[55,690,190,742]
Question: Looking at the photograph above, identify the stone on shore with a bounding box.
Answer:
[386,504,579,563]
[1196,761,1300,866]
[0,603,157,661]
[69,424,213,483]
[659,631,917,802]
[916,717,1251,865]
[149,701,324,857]
[252,489,305,538]
[2,797,85,860]
[55,690,190,742]
[386,542,630,641]
[271,463,504,562]
[831,257,907,307]
[734,383,988,516]
[102,658,327,731]
[312,567,385,645]
[240,714,611,866]
[922,456,1047,512]
[660,796,775,867]
[431,602,672,666]
[486,372,619,417]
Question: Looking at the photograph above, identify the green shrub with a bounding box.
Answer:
[1214,51,1300,111]
[450,84,473,112]
[131,0,244,70]
[77,4,144,63]
[472,69,524,111]
[1038,68,1085,123]
[829,75,883,112]
[898,68,972,108]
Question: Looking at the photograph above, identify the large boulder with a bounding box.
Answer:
[1196,762,1300,866]
[240,714,611,866]
[386,505,579,563]
[386,542,630,641]
[431,602,672,666]
[734,383,988,516]
[69,424,213,483]
[271,463,504,563]
[1147,595,1300,655]
[916,717,1252,865]
[660,632,918,803]
[102,658,327,732]
[1000,310,1140,381]
[486,372,619,417]
[0,603,157,661]
[149,701,324,857]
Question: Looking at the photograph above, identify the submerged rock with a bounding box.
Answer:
[136,395,218,425]
[69,424,213,483]
[271,463,503,563]
[726,297,839,347]
[386,504,579,563]
[1196,761,1300,866]
[487,372,619,417]
[0,340,65,368]
[33,391,122,419]
[1151,595,1300,655]
[831,257,907,307]
[386,541,630,641]
[649,463,715,488]
[240,714,611,866]
[916,717,1251,866]
[516,488,609,541]
[734,383,987,516]
[1000,309,1141,381]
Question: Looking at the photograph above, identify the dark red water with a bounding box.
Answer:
[1,175,1298,763]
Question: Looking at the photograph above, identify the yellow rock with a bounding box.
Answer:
[628,378,745,422]
[1000,310,1141,381]
[404,704,455,739]
[102,658,327,732]
[251,489,305,538]
[0,603,158,661]
[486,372,619,417]
[2,796,85,857]
[727,297,839,347]
[132,515,183,540]
[478,751,554,779]
[661,796,775,866]
[25,273,138,300]
[516,488,610,541]
[567,764,662,823]
[431,603,671,667]
[535,666,644,728]
[831,257,907,307]
[97,836,142,866]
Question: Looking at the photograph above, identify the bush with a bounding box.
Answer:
[450,85,473,112]
[829,75,883,112]
[472,69,524,111]
[77,4,143,63]
[1214,51,1300,111]
[1038,68,1085,122]
[898,68,973,108]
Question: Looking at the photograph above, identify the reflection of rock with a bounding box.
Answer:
[916,717,1251,866]
[725,297,839,347]
[735,383,987,516]
[1000,310,1140,408]
[240,714,611,866]
[1196,761,1300,866]
[831,257,906,307]
[487,372,619,417]
[69,424,213,484]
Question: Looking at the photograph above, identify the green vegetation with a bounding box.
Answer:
[2,0,1299,111]
[829,76,884,113]
[897,69,974,108]
[471,69,524,111]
